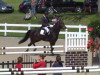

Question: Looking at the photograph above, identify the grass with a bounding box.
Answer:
[62,13,99,25]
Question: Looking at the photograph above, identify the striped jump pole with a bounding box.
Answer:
[0,45,63,50]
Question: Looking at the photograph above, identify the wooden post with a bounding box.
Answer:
[2,62,4,68]
[12,60,15,68]
[50,60,52,67]
[45,60,47,67]
[7,61,9,68]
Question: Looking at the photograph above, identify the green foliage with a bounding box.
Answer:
[88,18,100,39]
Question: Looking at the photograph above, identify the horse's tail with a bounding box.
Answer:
[18,30,31,44]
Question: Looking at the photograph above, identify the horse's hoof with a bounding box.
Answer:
[47,51,49,53]
[33,48,37,51]
[44,51,46,53]
[51,51,54,55]
[51,53,54,56]
[26,49,29,52]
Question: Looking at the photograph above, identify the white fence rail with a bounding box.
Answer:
[0,66,100,75]
[0,23,87,36]
[0,66,100,71]
[0,23,88,52]
[1,50,64,55]
[0,45,63,50]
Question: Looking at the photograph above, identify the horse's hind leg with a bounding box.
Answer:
[26,42,32,51]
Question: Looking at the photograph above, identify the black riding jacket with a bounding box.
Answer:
[41,15,50,27]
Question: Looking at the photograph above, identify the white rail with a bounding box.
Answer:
[1,50,64,55]
[0,23,87,36]
[0,68,100,75]
[0,45,63,50]
[0,66,100,71]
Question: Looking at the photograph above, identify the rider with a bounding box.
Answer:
[40,12,50,35]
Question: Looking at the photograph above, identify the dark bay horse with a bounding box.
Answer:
[18,17,66,54]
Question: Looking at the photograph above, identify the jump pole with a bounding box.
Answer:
[0,45,63,50]
[0,69,100,75]
[1,50,64,55]
[0,66,100,72]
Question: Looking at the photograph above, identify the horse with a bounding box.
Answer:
[18,17,66,54]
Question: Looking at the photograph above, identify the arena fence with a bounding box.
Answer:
[0,60,64,68]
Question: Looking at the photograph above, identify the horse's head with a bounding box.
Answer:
[54,20,66,30]
[59,19,66,30]
[52,16,66,30]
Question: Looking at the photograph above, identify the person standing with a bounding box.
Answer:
[15,57,23,69]
[33,54,46,75]
[15,57,24,75]
[52,55,63,75]
[23,0,32,20]
[31,0,37,19]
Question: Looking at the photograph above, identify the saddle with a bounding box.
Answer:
[40,27,50,35]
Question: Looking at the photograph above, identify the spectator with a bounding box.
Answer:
[52,55,63,75]
[23,0,31,20]
[31,0,37,19]
[15,57,23,75]
[38,0,46,8]
[33,54,46,75]
[15,57,23,69]
[24,0,37,20]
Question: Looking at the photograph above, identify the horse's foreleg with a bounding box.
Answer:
[50,43,54,54]
[51,46,54,54]
[33,43,37,51]
[26,42,32,51]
